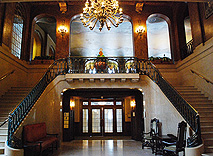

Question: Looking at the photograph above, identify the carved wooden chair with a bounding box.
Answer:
[142,118,160,154]
[162,121,187,156]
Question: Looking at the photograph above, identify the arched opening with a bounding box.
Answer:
[184,16,192,44]
[146,14,172,60]
[62,88,143,141]
[32,30,42,60]
[69,15,134,57]
[31,16,56,61]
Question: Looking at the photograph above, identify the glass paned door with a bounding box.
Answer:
[116,109,123,133]
[83,109,88,133]
[104,109,113,133]
[92,109,101,133]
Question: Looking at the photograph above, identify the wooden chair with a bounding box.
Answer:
[142,118,160,154]
[162,121,187,156]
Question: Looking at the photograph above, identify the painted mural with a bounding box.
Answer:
[70,17,134,57]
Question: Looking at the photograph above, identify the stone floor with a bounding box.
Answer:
[51,139,157,156]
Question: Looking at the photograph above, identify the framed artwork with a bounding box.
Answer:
[205,2,213,19]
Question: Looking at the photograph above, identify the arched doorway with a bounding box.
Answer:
[31,16,56,61]
[62,88,143,141]
[69,15,134,57]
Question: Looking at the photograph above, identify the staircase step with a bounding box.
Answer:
[0,108,14,112]
[0,128,7,135]
[202,132,213,138]
[0,147,5,155]
[204,138,213,146]
[186,99,212,103]
[178,90,201,93]
[0,117,7,122]
[184,97,209,100]
[201,126,213,132]
[181,93,205,97]
[174,86,195,89]
[201,121,213,126]
[0,134,7,140]
[6,91,29,94]
[200,112,213,117]
[10,87,31,91]
[0,123,8,128]
[191,104,213,108]
[0,140,5,147]
[188,101,213,105]
[0,96,24,100]
[205,146,213,153]
[196,107,213,111]
[0,99,22,103]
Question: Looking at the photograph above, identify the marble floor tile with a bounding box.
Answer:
[51,139,157,156]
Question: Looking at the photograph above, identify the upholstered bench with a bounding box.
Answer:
[23,122,58,156]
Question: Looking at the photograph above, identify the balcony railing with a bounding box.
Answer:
[7,57,202,148]
[181,39,194,60]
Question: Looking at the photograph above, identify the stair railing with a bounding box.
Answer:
[8,58,68,147]
[180,39,194,60]
[137,60,202,147]
[7,57,202,148]
[0,70,15,81]
[191,69,213,85]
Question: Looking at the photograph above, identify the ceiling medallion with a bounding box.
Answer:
[80,0,123,31]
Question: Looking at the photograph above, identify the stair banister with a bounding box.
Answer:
[191,69,213,85]
[0,70,15,81]
[7,57,202,148]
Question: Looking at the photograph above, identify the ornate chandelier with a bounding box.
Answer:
[80,0,123,31]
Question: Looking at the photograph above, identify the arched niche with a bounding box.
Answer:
[69,14,134,57]
[31,15,56,61]
[146,14,172,60]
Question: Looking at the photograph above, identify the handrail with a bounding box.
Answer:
[7,57,202,148]
[0,118,8,127]
[0,70,15,81]
[191,69,213,85]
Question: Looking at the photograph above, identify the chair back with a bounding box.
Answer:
[176,121,187,151]
[150,118,159,136]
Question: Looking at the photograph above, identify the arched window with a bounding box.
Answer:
[11,4,25,59]
[184,16,192,44]
[70,15,134,57]
[146,14,172,59]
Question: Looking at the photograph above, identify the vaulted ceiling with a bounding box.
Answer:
[0,0,208,3]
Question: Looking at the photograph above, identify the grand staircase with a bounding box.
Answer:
[0,87,31,155]
[175,86,213,153]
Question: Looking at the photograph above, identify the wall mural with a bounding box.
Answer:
[70,17,134,57]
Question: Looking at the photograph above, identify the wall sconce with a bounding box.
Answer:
[130,99,136,109]
[136,20,145,38]
[58,20,68,37]
[70,98,75,110]
[136,25,145,37]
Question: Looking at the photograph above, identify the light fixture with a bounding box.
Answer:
[80,0,124,31]
[70,98,75,110]
[58,20,68,37]
[130,99,136,109]
[136,20,145,37]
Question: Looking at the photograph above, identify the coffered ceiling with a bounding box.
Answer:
[0,0,209,3]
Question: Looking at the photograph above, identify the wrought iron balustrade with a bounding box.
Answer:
[7,57,201,148]
[180,39,194,60]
